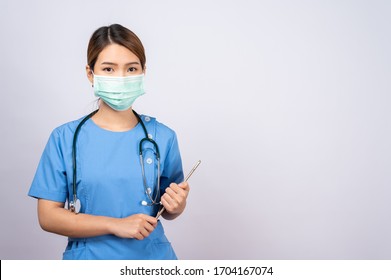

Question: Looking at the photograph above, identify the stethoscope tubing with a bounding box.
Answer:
[70,109,160,213]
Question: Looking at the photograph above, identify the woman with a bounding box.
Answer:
[28,24,189,260]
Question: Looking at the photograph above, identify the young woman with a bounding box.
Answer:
[28,24,189,260]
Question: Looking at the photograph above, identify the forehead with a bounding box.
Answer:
[96,43,140,63]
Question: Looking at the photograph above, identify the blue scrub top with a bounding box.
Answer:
[28,114,184,260]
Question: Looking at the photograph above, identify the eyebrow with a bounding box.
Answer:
[100,62,140,66]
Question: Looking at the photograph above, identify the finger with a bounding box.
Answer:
[167,184,188,196]
[166,189,187,206]
[140,227,150,238]
[178,182,190,191]
[166,187,187,200]
[166,192,184,206]
[168,182,189,192]
[161,193,173,208]
[165,187,179,196]
[162,194,179,210]
[139,214,158,225]
[135,232,144,240]
[167,183,181,194]
[174,182,190,195]
[161,195,174,211]
[144,221,156,233]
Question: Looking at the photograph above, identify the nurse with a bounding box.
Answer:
[28,24,189,260]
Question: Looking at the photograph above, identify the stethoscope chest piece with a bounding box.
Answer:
[69,198,81,214]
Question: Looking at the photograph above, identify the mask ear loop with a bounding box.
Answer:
[90,70,100,109]
[90,70,95,87]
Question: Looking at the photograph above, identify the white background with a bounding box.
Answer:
[0,0,390,259]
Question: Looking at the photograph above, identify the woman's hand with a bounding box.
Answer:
[161,182,190,219]
[110,214,157,240]
[37,199,157,240]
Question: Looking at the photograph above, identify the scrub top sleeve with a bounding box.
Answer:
[28,129,68,203]
[160,132,184,191]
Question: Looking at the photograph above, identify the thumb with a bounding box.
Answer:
[178,182,189,190]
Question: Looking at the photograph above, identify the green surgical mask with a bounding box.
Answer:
[93,73,145,111]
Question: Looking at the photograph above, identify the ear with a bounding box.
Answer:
[143,65,147,76]
[86,65,94,85]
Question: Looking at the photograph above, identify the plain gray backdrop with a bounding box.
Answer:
[1,0,390,259]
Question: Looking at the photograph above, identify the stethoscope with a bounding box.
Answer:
[68,109,161,213]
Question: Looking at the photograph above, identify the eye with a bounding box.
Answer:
[103,67,114,73]
[128,67,137,72]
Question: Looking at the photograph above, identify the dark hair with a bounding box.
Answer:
[87,24,146,71]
